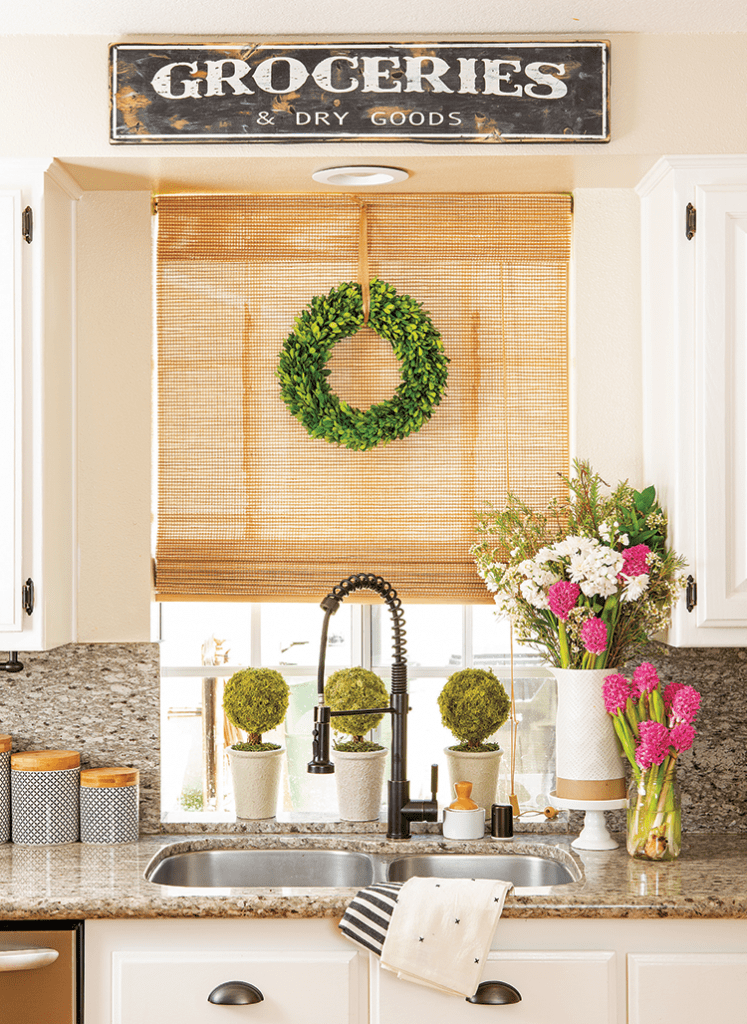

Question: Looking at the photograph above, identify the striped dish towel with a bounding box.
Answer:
[338,882,402,955]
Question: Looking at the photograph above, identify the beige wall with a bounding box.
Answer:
[3,31,739,640]
[2,34,747,167]
[76,192,152,640]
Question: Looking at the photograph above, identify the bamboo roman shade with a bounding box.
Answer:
[155,193,571,602]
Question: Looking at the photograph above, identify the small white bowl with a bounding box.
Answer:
[442,806,485,840]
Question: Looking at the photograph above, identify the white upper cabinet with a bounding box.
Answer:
[638,156,747,646]
[0,190,23,636]
[0,160,79,653]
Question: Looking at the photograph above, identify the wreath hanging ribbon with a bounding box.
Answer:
[276,279,449,452]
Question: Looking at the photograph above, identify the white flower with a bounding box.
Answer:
[565,539,624,598]
[520,579,549,609]
[621,574,649,602]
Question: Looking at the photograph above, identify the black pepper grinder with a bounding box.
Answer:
[491,803,514,839]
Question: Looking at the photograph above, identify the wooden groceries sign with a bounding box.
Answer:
[110,42,610,144]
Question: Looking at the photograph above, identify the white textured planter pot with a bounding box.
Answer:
[550,667,626,802]
[444,747,503,819]
[333,748,387,822]
[228,746,284,820]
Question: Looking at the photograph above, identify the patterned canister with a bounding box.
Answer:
[10,750,81,845]
[79,767,139,844]
[0,735,11,843]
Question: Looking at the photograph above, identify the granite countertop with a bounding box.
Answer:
[1,831,745,921]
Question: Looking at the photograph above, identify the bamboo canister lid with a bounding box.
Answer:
[11,750,80,772]
[0,736,11,753]
[80,767,139,789]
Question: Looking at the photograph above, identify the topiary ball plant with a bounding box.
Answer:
[438,668,511,752]
[223,668,290,751]
[324,667,390,752]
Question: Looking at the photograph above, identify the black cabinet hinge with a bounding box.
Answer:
[685,574,697,612]
[22,578,34,616]
[21,206,33,244]
[685,203,696,241]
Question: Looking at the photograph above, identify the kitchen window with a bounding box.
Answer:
[159,601,556,822]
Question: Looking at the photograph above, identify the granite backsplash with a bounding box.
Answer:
[2,640,746,835]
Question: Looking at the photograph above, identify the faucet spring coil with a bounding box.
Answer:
[328,573,408,664]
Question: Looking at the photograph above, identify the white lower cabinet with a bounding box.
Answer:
[85,919,367,1024]
[85,917,747,1024]
[377,950,616,1024]
[628,952,747,1024]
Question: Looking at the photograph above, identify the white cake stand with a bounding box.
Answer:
[549,791,627,850]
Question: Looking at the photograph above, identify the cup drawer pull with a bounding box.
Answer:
[208,981,264,1005]
[466,980,522,1005]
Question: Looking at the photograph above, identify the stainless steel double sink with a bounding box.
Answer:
[146,845,579,892]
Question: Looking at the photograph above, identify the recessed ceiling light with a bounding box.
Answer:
[312,166,409,187]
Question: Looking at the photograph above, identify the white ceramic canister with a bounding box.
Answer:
[79,767,139,844]
[0,735,11,843]
[442,806,486,840]
[10,750,81,845]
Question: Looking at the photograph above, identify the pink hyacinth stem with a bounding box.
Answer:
[653,757,678,830]
[582,648,607,670]
[625,698,640,739]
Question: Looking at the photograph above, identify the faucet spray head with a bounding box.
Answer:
[307,703,335,774]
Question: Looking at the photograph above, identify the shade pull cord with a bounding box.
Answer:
[357,200,370,325]
[500,262,520,819]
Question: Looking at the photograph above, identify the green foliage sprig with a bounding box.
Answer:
[438,668,511,751]
[324,666,390,748]
[276,279,449,451]
[223,668,289,749]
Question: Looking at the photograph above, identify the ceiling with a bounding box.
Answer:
[6,0,747,36]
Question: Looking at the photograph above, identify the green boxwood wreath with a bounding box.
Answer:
[276,279,449,451]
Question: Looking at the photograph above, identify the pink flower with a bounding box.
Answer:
[671,685,702,725]
[663,681,685,715]
[670,722,696,752]
[635,720,671,769]
[547,581,581,621]
[632,661,660,698]
[602,673,632,714]
[618,543,651,579]
[580,617,607,655]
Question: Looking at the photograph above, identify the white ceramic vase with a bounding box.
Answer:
[444,747,503,819]
[550,667,626,802]
[333,748,387,822]
[228,746,284,820]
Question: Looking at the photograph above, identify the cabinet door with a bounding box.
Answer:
[0,191,23,634]
[377,950,616,1024]
[112,948,364,1024]
[628,952,747,1023]
[693,184,747,628]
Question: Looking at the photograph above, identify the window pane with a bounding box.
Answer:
[286,676,338,815]
[160,602,252,667]
[493,674,557,812]
[406,675,453,802]
[261,602,352,667]
[372,603,462,668]
[472,605,543,667]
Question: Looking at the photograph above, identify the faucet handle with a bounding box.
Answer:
[430,763,439,803]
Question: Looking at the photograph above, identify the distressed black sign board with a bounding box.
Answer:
[110,42,610,144]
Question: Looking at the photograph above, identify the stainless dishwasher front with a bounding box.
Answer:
[0,920,82,1023]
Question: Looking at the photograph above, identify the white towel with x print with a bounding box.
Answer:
[379,875,513,997]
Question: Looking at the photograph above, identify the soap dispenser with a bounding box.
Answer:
[442,781,486,840]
